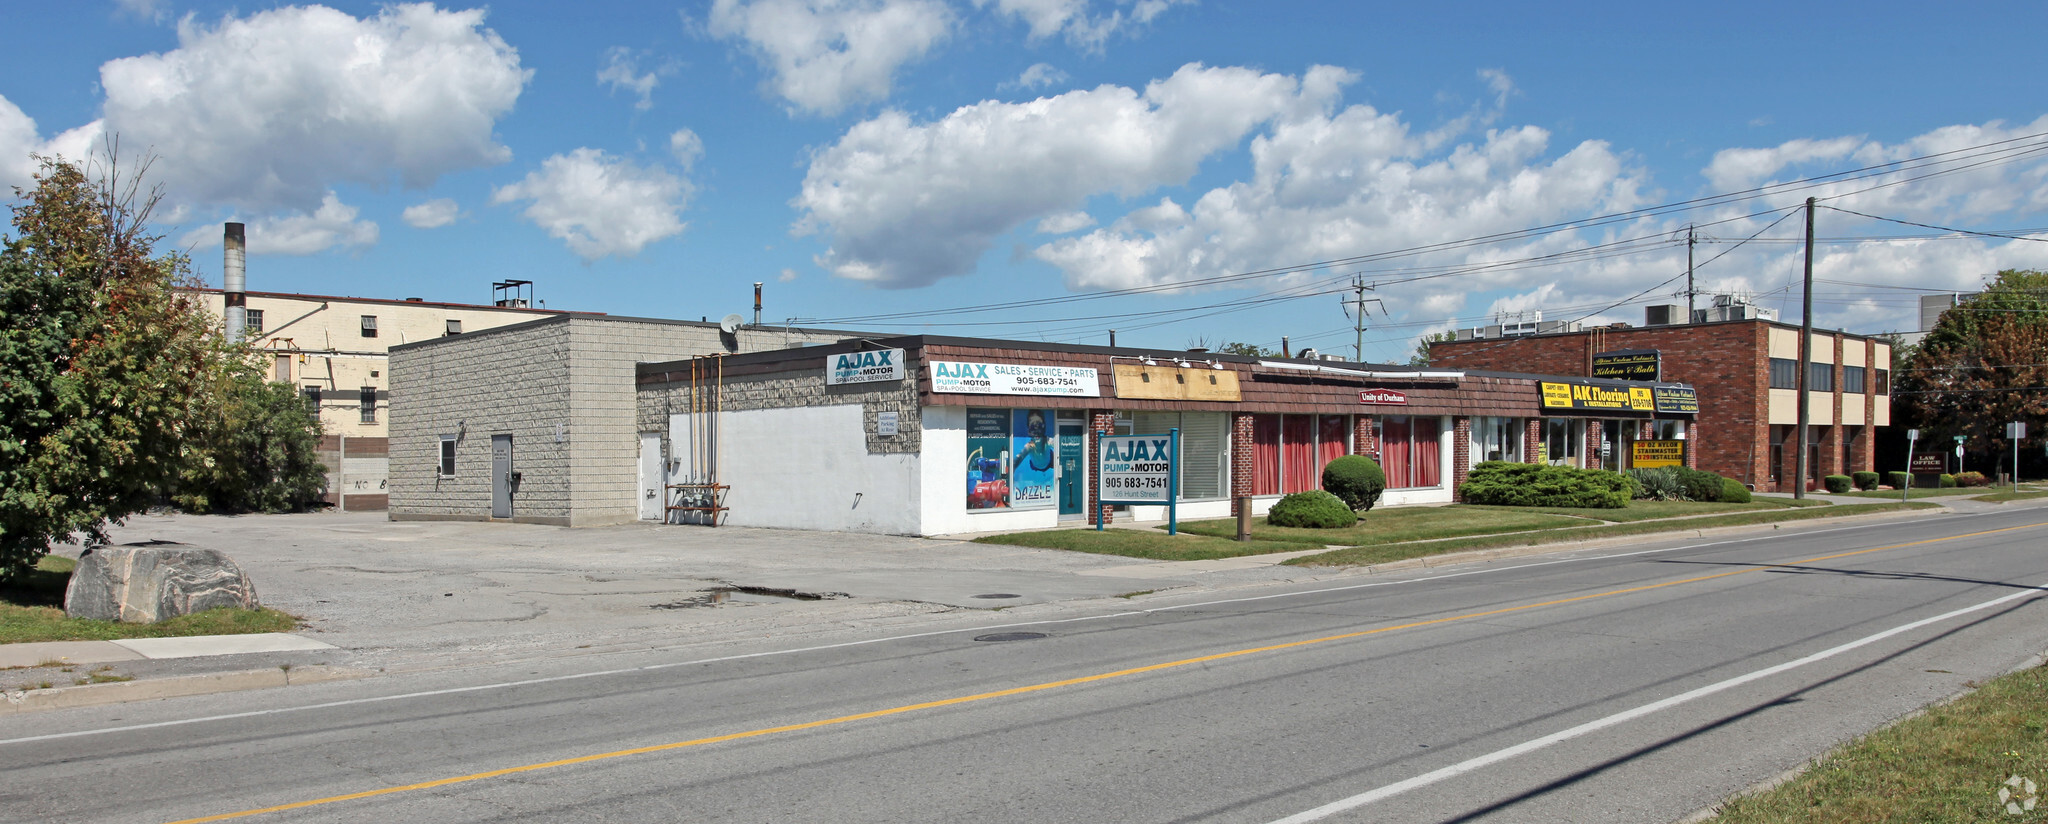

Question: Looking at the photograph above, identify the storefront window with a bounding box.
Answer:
[965,407,1059,511]
[1249,414,1352,495]
[1380,415,1443,489]
[1474,417,1522,464]
[1544,418,1581,467]
[1132,411,1231,500]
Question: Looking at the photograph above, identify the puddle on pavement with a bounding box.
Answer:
[650,586,845,609]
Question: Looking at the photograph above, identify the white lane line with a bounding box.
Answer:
[1263,585,2046,824]
[0,511,1989,747]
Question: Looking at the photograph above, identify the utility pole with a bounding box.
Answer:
[1686,224,1697,323]
[1343,277,1384,362]
[1794,198,1816,500]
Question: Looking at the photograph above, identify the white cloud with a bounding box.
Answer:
[1036,210,1094,233]
[0,95,40,193]
[401,197,461,229]
[1003,62,1067,91]
[598,47,666,110]
[114,0,169,23]
[977,0,1192,51]
[779,267,799,282]
[492,148,692,261]
[794,63,1334,288]
[178,192,380,255]
[668,128,704,170]
[94,3,529,213]
[708,0,954,116]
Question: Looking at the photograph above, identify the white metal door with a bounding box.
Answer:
[638,433,664,521]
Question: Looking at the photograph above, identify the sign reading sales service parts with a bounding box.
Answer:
[929,361,1100,397]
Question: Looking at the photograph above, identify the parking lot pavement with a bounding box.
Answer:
[55,510,1211,674]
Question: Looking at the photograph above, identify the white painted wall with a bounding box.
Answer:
[919,405,1061,535]
[672,405,923,534]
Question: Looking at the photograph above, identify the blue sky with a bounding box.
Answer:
[6,1,2047,361]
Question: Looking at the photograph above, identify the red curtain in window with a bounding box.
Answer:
[1413,417,1441,487]
[1251,415,1281,496]
[1282,415,1316,493]
[1317,415,1350,472]
[1382,417,1412,489]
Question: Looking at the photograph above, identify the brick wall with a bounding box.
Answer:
[1451,416,1472,501]
[1090,409,1116,525]
[1231,412,1255,516]
[1432,321,1771,488]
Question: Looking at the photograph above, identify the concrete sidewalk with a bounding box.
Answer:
[0,633,338,669]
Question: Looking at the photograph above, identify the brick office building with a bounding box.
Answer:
[1429,318,1891,492]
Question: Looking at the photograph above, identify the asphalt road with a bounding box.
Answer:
[6,505,2048,823]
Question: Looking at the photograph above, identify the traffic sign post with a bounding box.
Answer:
[2010,422,2029,492]
[1903,428,1918,502]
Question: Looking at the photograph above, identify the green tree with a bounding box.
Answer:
[172,365,326,514]
[1896,269,2048,464]
[1217,341,1275,357]
[1409,330,1456,366]
[0,156,224,579]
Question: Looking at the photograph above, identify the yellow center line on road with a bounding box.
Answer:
[165,520,2048,824]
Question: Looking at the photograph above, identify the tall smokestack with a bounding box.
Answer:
[223,222,247,343]
[753,281,763,327]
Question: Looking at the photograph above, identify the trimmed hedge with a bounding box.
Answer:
[1459,461,1631,509]
[1822,474,1852,494]
[1267,490,1357,528]
[1321,455,1387,512]
[1955,471,1989,487]
[1939,473,1957,488]
[1720,477,1752,503]
[1673,467,1729,503]
[1886,471,1910,490]
[1851,471,1879,491]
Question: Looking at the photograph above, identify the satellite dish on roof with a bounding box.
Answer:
[719,313,745,334]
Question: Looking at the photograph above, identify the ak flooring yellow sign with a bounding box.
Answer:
[1540,381,1654,411]
[1632,440,1687,468]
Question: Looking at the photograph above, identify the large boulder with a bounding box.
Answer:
[64,542,259,623]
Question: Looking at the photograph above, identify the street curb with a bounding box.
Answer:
[0,665,371,715]
[1331,504,1945,576]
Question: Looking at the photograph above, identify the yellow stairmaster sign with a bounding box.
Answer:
[1540,381,1655,411]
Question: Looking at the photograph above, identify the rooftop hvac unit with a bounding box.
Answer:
[1455,328,1478,341]
[1645,304,1685,326]
[1536,320,1582,335]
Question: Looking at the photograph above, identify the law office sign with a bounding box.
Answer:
[1592,349,1661,381]
[826,348,905,385]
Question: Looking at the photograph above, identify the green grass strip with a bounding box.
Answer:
[0,555,300,645]
[1711,663,2048,823]
[972,529,1315,562]
[1290,503,1938,567]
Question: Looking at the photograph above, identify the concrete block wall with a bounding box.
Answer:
[389,320,574,524]
[391,316,862,526]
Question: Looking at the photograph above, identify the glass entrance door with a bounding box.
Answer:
[1057,422,1084,517]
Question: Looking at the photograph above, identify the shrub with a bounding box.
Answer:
[1459,461,1631,509]
[1626,467,1685,501]
[1267,490,1357,528]
[1822,474,1852,494]
[1672,467,1728,502]
[1885,471,1910,490]
[1321,455,1386,512]
[1939,473,1957,488]
[1720,477,1752,503]
[1955,471,1989,487]
[1851,471,1879,491]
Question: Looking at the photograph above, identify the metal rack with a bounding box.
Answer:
[665,482,728,526]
